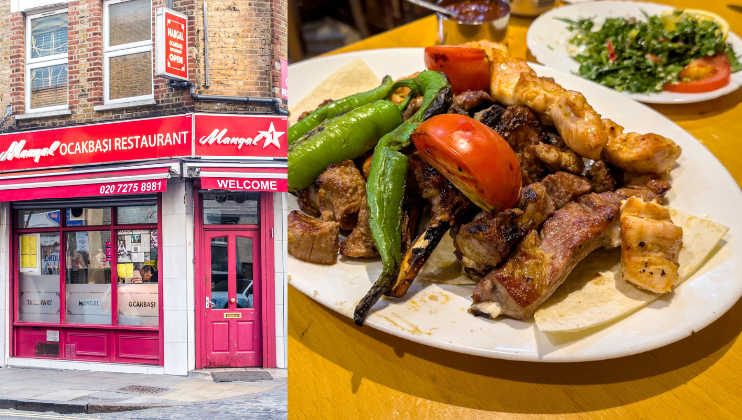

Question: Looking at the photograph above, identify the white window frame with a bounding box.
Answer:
[25,8,69,114]
[103,0,154,105]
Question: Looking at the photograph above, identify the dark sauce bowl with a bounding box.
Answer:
[436,0,510,45]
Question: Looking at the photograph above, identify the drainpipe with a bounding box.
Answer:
[169,80,286,115]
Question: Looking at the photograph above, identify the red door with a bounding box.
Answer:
[202,230,262,367]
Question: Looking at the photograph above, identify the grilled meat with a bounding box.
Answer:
[587,160,622,193]
[454,172,589,276]
[467,40,536,106]
[403,96,424,121]
[288,211,340,265]
[386,152,475,297]
[532,143,585,175]
[617,174,671,203]
[298,183,321,217]
[316,160,367,230]
[340,196,379,258]
[474,104,506,128]
[540,172,592,209]
[449,91,495,115]
[494,105,547,184]
[549,90,608,160]
[470,191,624,319]
[455,182,556,276]
[602,119,682,173]
[620,197,683,293]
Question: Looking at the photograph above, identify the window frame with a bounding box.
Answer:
[12,202,161,330]
[102,0,154,105]
[25,8,69,114]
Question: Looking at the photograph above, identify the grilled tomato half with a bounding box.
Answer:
[411,114,521,212]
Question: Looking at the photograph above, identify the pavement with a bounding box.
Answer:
[0,366,287,418]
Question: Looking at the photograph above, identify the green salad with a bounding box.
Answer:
[557,10,742,93]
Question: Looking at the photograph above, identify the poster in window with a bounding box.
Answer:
[20,234,39,273]
[40,234,60,275]
[75,232,89,252]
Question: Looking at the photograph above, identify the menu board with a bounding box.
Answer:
[19,234,39,273]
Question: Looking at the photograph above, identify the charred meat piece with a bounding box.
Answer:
[540,172,592,209]
[470,191,624,320]
[602,119,682,173]
[340,197,379,258]
[587,160,622,193]
[356,151,374,180]
[495,105,545,152]
[531,142,585,175]
[620,197,683,293]
[297,99,333,122]
[616,174,671,203]
[288,211,340,265]
[474,104,506,128]
[454,182,556,276]
[316,160,367,230]
[298,183,321,218]
[448,91,495,115]
[386,152,475,297]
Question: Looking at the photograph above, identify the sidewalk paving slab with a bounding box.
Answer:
[0,366,286,415]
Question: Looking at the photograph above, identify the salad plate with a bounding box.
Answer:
[288,48,742,362]
[527,1,742,104]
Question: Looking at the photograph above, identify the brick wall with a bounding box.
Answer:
[0,0,287,133]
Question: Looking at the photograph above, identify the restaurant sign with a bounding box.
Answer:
[0,114,288,173]
[201,177,288,192]
[155,8,189,81]
[194,114,287,159]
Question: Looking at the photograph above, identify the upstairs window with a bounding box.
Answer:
[26,10,69,113]
[103,0,153,104]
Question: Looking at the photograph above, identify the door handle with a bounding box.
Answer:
[206,296,210,309]
[230,298,236,303]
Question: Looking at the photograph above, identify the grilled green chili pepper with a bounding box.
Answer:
[288,100,403,193]
[354,71,452,326]
[288,76,395,144]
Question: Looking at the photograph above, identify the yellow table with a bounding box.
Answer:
[289,2,742,418]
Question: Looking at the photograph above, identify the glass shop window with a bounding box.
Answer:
[65,231,112,325]
[203,192,260,225]
[18,233,61,322]
[116,229,158,326]
[117,205,158,224]
[17,209,61,228]
[66,208,112,226]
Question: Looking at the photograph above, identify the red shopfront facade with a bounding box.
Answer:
[0,114,287,372]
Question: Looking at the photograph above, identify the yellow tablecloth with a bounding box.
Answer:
[289,2,742,417]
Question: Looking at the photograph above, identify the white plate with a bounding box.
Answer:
[527,1,742,104]
[288,48,742,362]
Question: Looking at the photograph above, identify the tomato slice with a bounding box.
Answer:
[664,53,731,93]
[411,114,521,212]
[424,46,491,94]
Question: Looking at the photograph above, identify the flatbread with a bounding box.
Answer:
[417,230,477,285]
[534,208,729,333]
[289,59,380,126]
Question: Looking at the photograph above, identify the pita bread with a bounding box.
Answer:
[534,208,728,333]
[289,59,380,126]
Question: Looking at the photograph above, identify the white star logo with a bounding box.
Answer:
[260,122,285,149]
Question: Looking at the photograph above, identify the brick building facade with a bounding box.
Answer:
[0,0,289,376]
[0,0,287,131]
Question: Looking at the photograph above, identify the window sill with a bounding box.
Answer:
[15,109,72,120]
[94,99,156,112]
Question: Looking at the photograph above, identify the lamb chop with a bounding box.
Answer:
[454,172,591,276]
[385,152,475,297]
[339,196,379,258]
[470,191,624,319]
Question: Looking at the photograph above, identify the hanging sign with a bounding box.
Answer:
[155,8,189,81]
[281,59,288,100]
